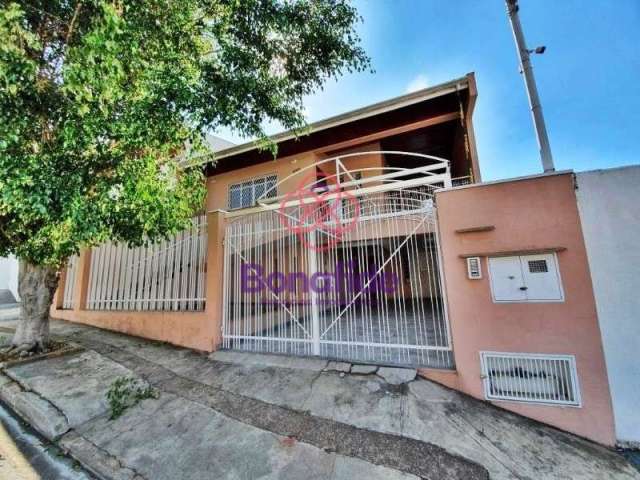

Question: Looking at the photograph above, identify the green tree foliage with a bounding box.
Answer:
[0,0,369,267]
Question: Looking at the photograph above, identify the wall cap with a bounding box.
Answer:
[438,170,574,194]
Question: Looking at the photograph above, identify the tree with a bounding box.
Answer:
[0,0,369,353]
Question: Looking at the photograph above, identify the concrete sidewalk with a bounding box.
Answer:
[0,317,637,480]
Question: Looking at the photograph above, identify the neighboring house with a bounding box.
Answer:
[575,165,640,447]
[0,255,19,304]
[51,73,635,447]
[205,133,236,152]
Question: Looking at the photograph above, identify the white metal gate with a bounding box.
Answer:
[221,153,453,368]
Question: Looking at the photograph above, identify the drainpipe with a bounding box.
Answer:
[505,0,555,172]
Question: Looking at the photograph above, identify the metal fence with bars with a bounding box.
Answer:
[451,176,472,187]
[86,215,208,311]
[62,255,79,309]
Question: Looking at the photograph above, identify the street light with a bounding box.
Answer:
[505,0,555,172]
[528,46,546,55]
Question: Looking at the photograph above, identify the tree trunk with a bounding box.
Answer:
[11,262,59,353]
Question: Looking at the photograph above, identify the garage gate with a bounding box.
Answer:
[221,153,454,368]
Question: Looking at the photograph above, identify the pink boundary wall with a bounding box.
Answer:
[420,172,616,446]
[51,210,227,353]
[51,172,617,445]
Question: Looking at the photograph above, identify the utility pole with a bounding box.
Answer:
[505,0,555,172]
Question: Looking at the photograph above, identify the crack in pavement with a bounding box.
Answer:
[301,368,325,412]
[399,392,407,437]
[60,430,148,480]
[0,369,72,436]
[79,337,488,480]
[402,388,527,479]
[445,411,526,480]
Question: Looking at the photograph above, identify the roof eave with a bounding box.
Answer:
[205,74,472,163]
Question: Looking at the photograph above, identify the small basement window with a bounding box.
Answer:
[480,352,581,406]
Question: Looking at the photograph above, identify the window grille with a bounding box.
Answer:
[228,175,277,210]
[480,352,581,406]
[528,259,548,273]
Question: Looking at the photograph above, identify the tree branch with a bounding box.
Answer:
[65,1,83,45]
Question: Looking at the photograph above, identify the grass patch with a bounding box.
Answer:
[106,377,159,420]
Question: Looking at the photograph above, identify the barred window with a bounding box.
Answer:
[528,259,548,273]
[228,175,277,210]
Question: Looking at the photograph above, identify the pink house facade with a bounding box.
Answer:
[52,75,621,447]
[425,172,615,445]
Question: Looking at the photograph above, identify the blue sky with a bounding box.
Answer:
[220,1,640,181]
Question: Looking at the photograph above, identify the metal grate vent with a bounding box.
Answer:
[480,352,581,406]
[467,257,482,279]
[528,259,548,273]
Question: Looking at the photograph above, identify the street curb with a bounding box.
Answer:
[0,335,141,479]
[0,374,144,480]
[0,338,85,442]
[0,371,70,441]
[0,357,148,480]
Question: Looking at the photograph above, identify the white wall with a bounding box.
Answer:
[576,165,640,446]
[0,255,20,301]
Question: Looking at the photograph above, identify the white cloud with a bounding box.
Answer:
[405,74,429,93]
